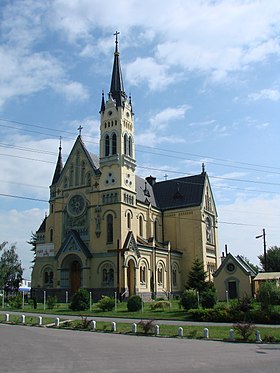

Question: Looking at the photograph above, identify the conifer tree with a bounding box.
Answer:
[186,258,208,292]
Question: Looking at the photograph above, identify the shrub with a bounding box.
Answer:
[69,289,90,311]
[201,289,217,309]
[150,300,171,311]
[138,319,155,334]
[188,307,230,322]
[258,281,280,312]
[180,289,198,310]
[96,296,115,311]
[31,296,37,309]
[8,294,22,309]
[127,295,142,312]
[233,322,255,341]
[47,296,57,310]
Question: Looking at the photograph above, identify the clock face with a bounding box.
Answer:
[68,195,86,216]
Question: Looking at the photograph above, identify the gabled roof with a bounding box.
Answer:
[213,252,257,277]
[152,173,206,211]
[136,175,158,208]
[253,272,280,281]
[37,217,47,233]
[123,231,140,257]
[55,230,92,259]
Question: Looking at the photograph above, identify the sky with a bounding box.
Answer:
[1,0,280,278]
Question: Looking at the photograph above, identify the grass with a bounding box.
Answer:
[0,313,56,326]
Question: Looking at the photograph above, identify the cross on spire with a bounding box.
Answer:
[77,125,83,136]
[113,31,120,52]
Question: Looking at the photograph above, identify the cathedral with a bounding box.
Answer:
[31,35,219,301]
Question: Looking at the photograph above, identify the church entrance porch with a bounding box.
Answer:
[127,259,136,297]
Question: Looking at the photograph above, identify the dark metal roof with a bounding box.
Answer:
[37,217,46,233]
[152,173,206,211]
[51,144,63,185]
[135,175,158,207]
[109,35,127,108]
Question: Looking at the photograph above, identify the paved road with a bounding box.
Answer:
[1,323,280,373]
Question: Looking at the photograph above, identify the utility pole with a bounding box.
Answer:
[256,228,267,272]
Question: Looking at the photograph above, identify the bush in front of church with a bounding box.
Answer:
[127,295,142,312]
[96,296,115,311]
[69,289,90,311]
[179,289,198,310]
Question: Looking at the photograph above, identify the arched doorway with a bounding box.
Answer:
[70,260,81,293]
[61,255,82,293]
[127,259,136,297]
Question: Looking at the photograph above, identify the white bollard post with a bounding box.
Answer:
[91,320,96,331]
[229,329,235,341]
[204,328,209,339]
[43,291,46,311]
[22,291,25,309]
[178,327,183,337]
[21,315,25,324]
[132,323,137,334]
[55,317,60,327]
[154,324,160,336]
[65,291,68,304]
[38,316,42,326]
[5,314,9,322]
[90,292,92,312]
[111,322,117,332]
[256,330,262,342]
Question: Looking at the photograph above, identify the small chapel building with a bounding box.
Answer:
[31,35,219,301]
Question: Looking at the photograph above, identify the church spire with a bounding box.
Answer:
[51,138,63,185]
[109,31,126,108]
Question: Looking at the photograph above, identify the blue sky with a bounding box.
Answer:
[1,0,280,278]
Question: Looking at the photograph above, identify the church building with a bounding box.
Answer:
[31,35,219,301]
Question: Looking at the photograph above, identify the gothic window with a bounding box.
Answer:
[101,263,114,286]
[140,264,146,285]
[139,215,143,237]
[172,266,177,287]
[69,164,74,187]
[44,268,53,288]
[124,134,128,155]
[86,172,91,187]
[50,228,53,242]
[157,264,163,286]
[205,216,214,244]
[64,177,68,189]
[107,214,113,243]
[81,161,86,185]
[128,136,132,157]
[105,135,110,156]
[112,133,117,155]
[127,212,131,229]
[75,152,80,186]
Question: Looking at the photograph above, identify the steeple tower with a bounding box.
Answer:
[99,32,136,195]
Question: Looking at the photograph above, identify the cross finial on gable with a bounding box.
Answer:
[113,31,120,53]
[77,125,83,136]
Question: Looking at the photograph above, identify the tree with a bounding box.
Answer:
[239,255,259,274]
[27,232,37,269]
[186,258,208,292]
[0,243,23,293]
[258,246,280,272]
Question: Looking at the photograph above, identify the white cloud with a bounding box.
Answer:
[248,89,280,102]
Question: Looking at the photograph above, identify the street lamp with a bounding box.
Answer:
[256,228,267,272]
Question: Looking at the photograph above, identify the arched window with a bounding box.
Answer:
[127,212,131,229]
[75,152,80,186]
[206,216,213,244]
[157,264,163,286]
[81,161,85,185]
[50,228,53,242]
[44,268,53,288]
[172,266,177,287]
[140,264,146,285]
[139,215,143,237]
[112,133,117,155]
[64,177,68,189]
[101,263,114,286]
[124,134,127,155]
[128,136,132,157]
[107,214,113,243]
[105,135,110,156]
[69,164,74,187]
